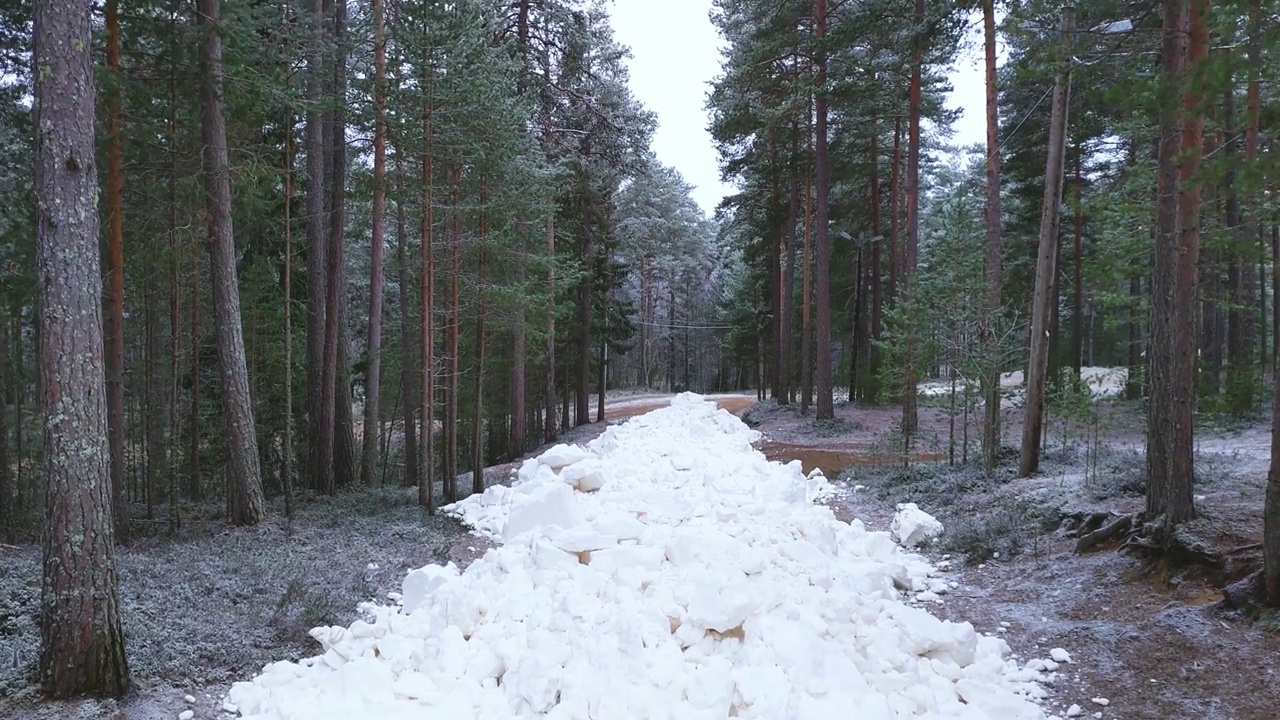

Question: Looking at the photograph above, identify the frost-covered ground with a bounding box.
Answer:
[225,394,1072,720]
[918,367,1128,406]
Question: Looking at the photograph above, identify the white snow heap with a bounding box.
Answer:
[224,392,1059,719]
[891,502,945,547]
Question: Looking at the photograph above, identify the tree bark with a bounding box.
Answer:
[800,120,813,413]
[396,181,419,489]
[328,0,357,490]
[444,167,461,502]
[305,0,331,495]
[0,323,8,542]
[868,111,883,404]
[361,0,388,488]
[198,0,266,525]
[419,82,435,512]
[282,83,295,518]
[1019,7,1073,478]
[1161,0,1207,526]
[473,191,488,496]
[1148,0,1190,521]
[780,132,798,405]
[813,0,834,420]
[901,0,925,444]
[33,0,130,692]
[103,0,128,537]
[544,209,557,443]
[1071,146,1084,376]
[981,0,1003,472]
[577,158,594,427]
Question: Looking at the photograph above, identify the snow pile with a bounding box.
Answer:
[224,393,1062,720]
[891,502,944,547]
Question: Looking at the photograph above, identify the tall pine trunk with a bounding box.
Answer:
[103,0,128,536]
[419,79,435,512]
[396,182,419,489]
[328,0,357,489]
[901,0,925,445]
[198,0,266,525]
[813,0,834,420]
[304,0,331,495]
[34,0,131,691]
[981,0,1003,471]
[800,119,813,412]
[1148,0,1195,524]
[1019,7,1073,477]
[361,0,387,487]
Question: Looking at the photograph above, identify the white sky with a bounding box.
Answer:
[607,1,992,217]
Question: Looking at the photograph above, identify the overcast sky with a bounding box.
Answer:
[608,0,992,217]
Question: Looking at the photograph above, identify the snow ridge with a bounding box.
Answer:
[224,393,1057,719]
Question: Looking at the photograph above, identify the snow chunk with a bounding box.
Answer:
[1050,647,1073,663]
[500,481,585,542]
[400,562,459,613]
[891,502,944,547]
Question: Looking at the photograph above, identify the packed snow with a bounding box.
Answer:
[891,503,944,547]
[224,393,1069,719]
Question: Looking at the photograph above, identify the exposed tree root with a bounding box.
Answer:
[1117,515,1225,570]
[1074,513,1134,553]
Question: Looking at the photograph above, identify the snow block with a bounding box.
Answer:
[501,481,585,542]
[891,502,944,547]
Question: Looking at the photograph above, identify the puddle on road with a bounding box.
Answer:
[755,441,944,476]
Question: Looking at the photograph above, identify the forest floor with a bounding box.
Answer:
[2,390,1278,719]
[752,395,1280,720]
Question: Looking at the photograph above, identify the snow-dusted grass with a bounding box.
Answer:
[226,394,1067,719]
[0,488,474,707]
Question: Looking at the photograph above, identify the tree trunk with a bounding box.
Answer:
[189,260,202,500]
[1267,353,1280,604]
[444,167,461,502]
[511,226,527,455]
[801,120,813,413]
[813,0,834,420]
[780,135,798,405]
[1019,7,1073,478]
[473,196,488,497]
[328,0,357,490]
[544,209,557,443]
[33,0,131,692]
[888,118,901,307]
[769,139,782,401]
[981,0,1003,471]
[103,0,128,537]
[1071,146,1085,376]
[1244,0,1262,374]
[1148,0,1190,521]
[361,0,387,487]
[1224,79,1255,414]
[0,320,10,541]
[1160,0,1207,526]
[901,0,925,445]
[1201,128,1222,395]
[198,0,266,525]
[577,168,594,428]
[396,188,419,489]
[868,111,883,404]
[282,86,295,518]
[305,0,331,495]
[419,84,435,512]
